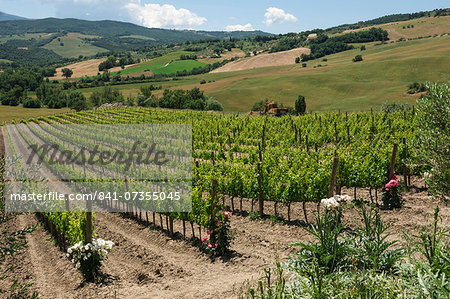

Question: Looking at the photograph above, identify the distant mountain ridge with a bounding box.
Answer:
[0,11,27,21]
[0,17,269,41]
[0,17,270,66]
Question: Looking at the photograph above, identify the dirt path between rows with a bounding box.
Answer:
[1,186,448,298]
[2,125,449,298]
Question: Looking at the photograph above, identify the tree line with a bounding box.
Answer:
[299,28,388,61]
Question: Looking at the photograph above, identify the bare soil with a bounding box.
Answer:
[53,59,136,79]
[2,123,449,298]
[211,48,311,73]
[1,184,448,298]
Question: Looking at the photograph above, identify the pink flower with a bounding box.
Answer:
[201,236,208,242]
[206,230,213,235]
[392,175,398,180]
[208,244,213,249]
[215,243,219,248]
[402,196,406,200]
[224,211,232,218]
[386,187,390,191]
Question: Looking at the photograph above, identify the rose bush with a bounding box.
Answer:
[67,238,114,281]
[202,211,233,257]
[381,175,404,209]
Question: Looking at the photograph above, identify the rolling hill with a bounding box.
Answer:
[0,17,269,64]
[77,34,448,112]
[0,11,27,21]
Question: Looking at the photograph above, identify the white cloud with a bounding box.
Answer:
[38,1,207,29]
[264,7,297,26]
[225,23,254,31]
[124,2,207,28]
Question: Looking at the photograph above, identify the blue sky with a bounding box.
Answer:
[1,0,448,33]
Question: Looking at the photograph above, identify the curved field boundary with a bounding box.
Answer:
[211,47,311,73]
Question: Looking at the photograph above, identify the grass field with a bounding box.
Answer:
[115,60,207,76]
[137,51,194,66]
[80,35,450,112]
[335,15,450,41]
[198,48,246,64]
[119,35,156,40]
[203,35,450,111]
[42,33,108,58]
[0,105,71,123]
[0,32,53,44]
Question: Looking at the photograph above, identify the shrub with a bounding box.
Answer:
[202,211,232,257]
[295,57,300,64]
[251,100,265,111]
[381,102,409,113]
[382,175,404,209]
[22,98,41,108]
[413,82,449,200]
[353,55,363,62]
[200,79,206,84]
[355,205,405,271]
[205,98,223,111]
[302,63,307,68]
[67,238,113,282]
[408,82,426,94]
[361,45,366,51]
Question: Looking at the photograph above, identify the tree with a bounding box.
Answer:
[414,82,449,200]
[22,98,41,108]
[295,95,306,115]
[295,57,300,64]
[61,68,73,79]
[67,90,88,111]
[140,85,153,98]
[360,45,366,51]
[353,55,363,62]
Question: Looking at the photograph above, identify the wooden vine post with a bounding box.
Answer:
[388,143,398,180]
[211,179,217,220]
[0,126,5,156]
[257,163,264,217]
[85,194,93,244]
[402,138,408,187]
[328,155,340,198]
[318,154,339,214]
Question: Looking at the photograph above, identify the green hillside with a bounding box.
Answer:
[116,60,207,76]
[202,36,450,111]
[42,33,108,58]
[0,11,27,21]
[83,35,449,112]
[0,17,270,65]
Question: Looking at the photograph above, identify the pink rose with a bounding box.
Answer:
[206,230,213,235]
[201,236,208,242]
[386,187,390,191]
[392,175,397,180]
[224,211,232,218]
[402,196,406,200]
[208,244,213,249]
[215,243,219,248]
